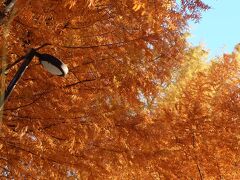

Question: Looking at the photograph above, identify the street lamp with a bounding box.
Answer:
[0,46,68,108]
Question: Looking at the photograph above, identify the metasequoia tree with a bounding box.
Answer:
[2,0,233,179]
[158,46,240,178]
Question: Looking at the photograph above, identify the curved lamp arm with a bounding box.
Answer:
[0,46,68,109]
[0,49,36,109]
[0,43,51,74]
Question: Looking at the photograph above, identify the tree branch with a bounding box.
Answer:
[0,55,25,74]
[0,0,16,25]
[64,79,96,88]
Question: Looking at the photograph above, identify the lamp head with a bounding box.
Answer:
[35,53,68,76]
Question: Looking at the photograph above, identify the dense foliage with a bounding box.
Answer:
[0,0,239,179]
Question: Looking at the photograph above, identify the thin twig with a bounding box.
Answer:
[64,79,96,88]
[197,164,203,180]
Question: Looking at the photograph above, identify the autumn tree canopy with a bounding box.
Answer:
[1,0,239,179]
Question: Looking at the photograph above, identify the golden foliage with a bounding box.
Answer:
[1,0,239,179]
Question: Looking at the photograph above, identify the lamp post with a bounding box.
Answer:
[0,46,68,109]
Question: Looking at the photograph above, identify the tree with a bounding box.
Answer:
[7,0,240,179]
[158,46,240,178]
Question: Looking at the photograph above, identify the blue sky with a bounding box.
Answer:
[188,0,240,58]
